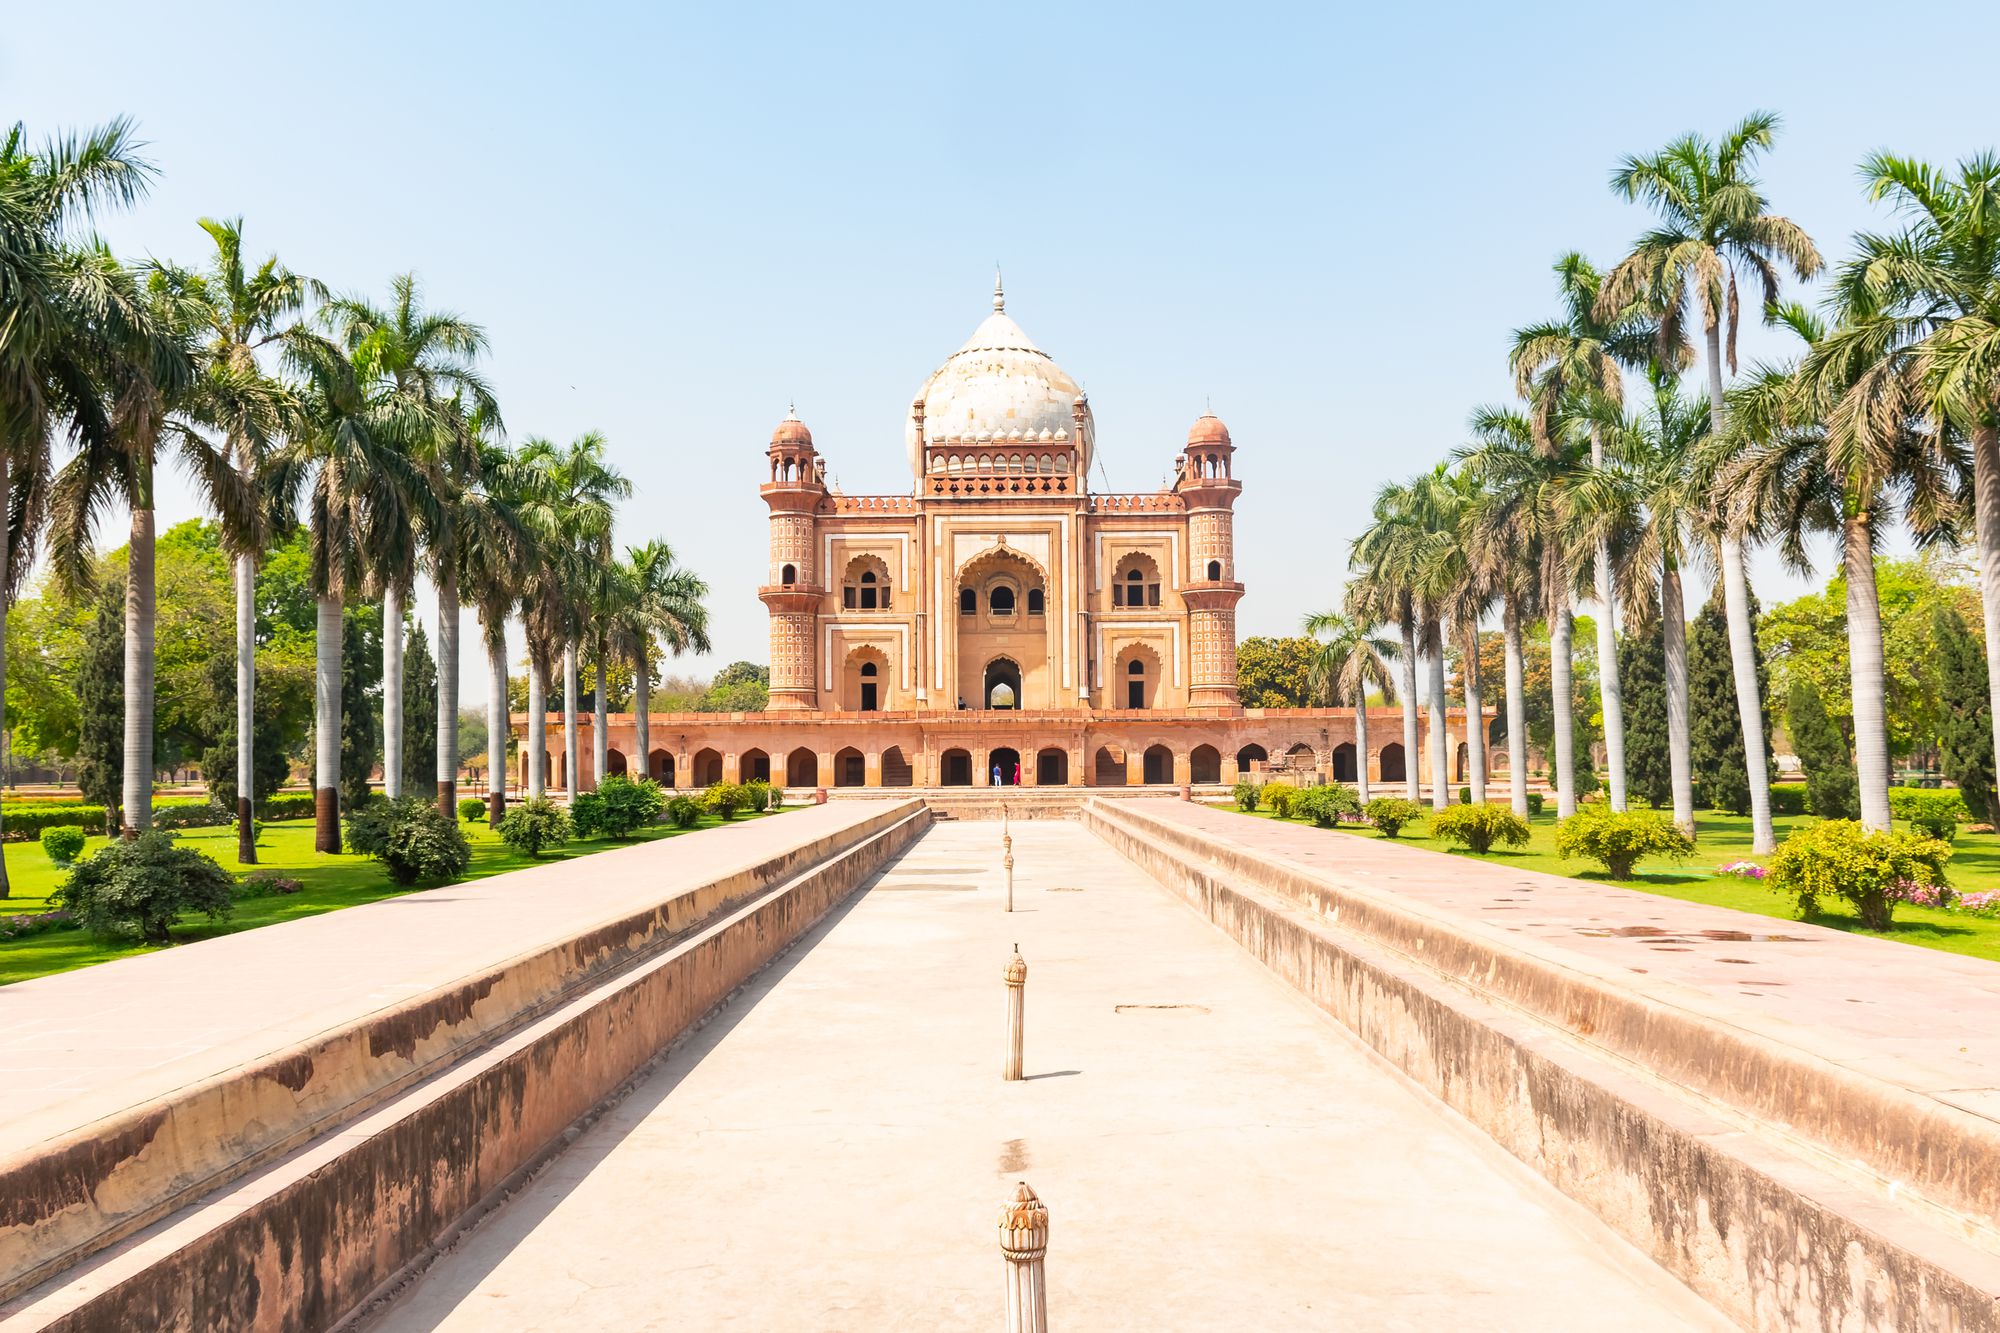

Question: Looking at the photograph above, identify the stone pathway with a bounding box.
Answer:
[1158,801,2000,1112]
[368,821,1727,1332]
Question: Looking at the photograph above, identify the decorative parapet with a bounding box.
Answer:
[821,494,920,514]
[1086,493,1186,513]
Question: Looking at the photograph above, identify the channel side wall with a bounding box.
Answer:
[2,802,929,1333]
[0,800,924,1309]
[1084,798,2000,1333]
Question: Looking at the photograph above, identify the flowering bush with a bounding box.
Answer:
[1766,819,1952,931]
[235,873,304,899]
[1954,891,2000,917]
[1717,861,1767,881]
[0,909,75,941]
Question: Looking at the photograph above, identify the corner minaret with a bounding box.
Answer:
[759,409,825,712]
[1174,413,1244,708]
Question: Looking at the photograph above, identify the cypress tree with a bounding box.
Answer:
[1787,678,1859,819]
[1688,589,1774,814]
[1618,612,1671,809]
[75,596,124,836]
[404,622,439,796]
[1935,605,1998,823]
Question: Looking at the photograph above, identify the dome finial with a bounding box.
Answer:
[993,264,1005,313]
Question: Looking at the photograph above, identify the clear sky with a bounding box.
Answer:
[10,0,2000,705]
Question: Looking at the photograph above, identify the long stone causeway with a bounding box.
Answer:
[2,795,1997,1330]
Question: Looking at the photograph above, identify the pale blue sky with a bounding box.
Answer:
[10,0,1999,701]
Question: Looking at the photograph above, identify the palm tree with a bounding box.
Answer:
[1733,304,1963,831]
[1302,609,1397,805]
[151,218,319,860]
[1350,480,1429,801]
[1411,465,1491,806]
[1568,376,1715,834]
[1599,110,1822,853]
[517,432,627,795]
[1813,153,2000,806]
[284,331,418,851]
[327,275,499,809]
[610,540,712,783]
[460,441,535,824]
[1512,254,1682,812]
[0,118,157,890]
[1457,405,1591,816]
[47,253,244,839]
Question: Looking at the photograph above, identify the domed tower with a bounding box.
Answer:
[1174,414,1244,708]
[759,410,825,712]
[906,274,1093,496]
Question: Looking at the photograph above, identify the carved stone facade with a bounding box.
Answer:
[519,285,1481,791]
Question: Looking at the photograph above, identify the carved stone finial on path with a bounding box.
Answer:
[1005,947,1028,1081]
[999,1180,1049,1332]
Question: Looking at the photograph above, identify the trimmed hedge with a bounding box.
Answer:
[3,804,108,841]
[1769,783,1809,816]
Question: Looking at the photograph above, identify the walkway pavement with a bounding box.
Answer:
[368,821,1726,1331]
[0,802,905,1158]
[1157,802,2000,1113]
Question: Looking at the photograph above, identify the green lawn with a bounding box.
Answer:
[1226,804,2000,963]
[0,809,786,987]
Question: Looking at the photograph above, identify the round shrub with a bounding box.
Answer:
[40,825,87,866]
[742,779,773,814]
[1554,806,1694,880]
[499,796,573,858]
[573,775,667,839]
[1430,803,1532,855]
[1263,783,1296,819]
[1364,797,1426,838]
[704,781,747,820]
[344,796,471,886]
[1231,780,1260,812]
[1767,819,1951,931]
[1293,783,1361,828]
[665,794,704,829]
[1526,792,1545,816]
[458,798,488,824]
[51,830,235,945]
[1458,786,1472,805]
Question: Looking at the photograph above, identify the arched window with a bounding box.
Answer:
[860,569,878,609]
[843,557,891,611]
[1114,554,1164,608]
[960,587,976,614]
[1207,559,1221,581]
[1027,588,1045,615]
[780,563,797,586]
[1125,656,1147,708]
[861,661,877,676]
[1128,659,1145,674]
[990,585,1015,615]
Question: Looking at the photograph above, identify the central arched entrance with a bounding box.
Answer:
[990,746,1021,785]
[940,748,973,787]
[984,658,1022,711]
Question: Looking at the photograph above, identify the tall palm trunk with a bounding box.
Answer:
[314,595,343,852]
[0,455,10,894]
[1591,423,1627,812]
[122,507,156,838]
[1551,605,1578,818]
[382,584,404,800]
[1463,625,1486,805]
[436,571,460,816]
[1972,422,2000,826]
[1662,565,1694,836]
[1502,597,1528,816]
[484,613,507,829]
[563,643,580,795]
[527,654,547,798]
[1399,603,1421,802]
[1353,692,1371,806]
[1704,321,1776,853]
[1426,621,1449,809]
[634,647,652,786]
[1844,510,1892,831]
[235,551,257,862]
[592,633,609,784]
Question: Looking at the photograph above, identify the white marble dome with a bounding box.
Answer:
[905,280,1094,484]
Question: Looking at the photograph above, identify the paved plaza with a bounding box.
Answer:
[366,820,1727,1331]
